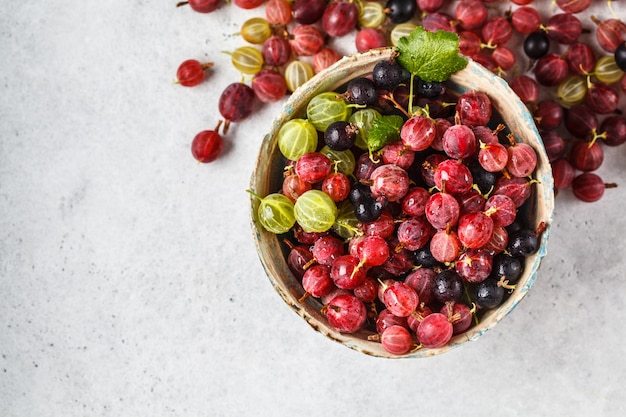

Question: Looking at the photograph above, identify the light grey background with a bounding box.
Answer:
[1,1,625,416]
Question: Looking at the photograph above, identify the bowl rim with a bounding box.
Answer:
[249,47,555,358]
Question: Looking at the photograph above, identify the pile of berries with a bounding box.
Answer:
[251,53,548,355]
[175,0,623,203]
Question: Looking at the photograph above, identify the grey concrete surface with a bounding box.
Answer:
[1,1,625,416]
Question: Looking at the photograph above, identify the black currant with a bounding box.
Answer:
[354,198,384,223]
[414,246,441,268]
[349,182,370,205]
[324,121,357,151]
[372,59,410,91]
[473,278,505,309]
[344,77,379,106]
[434,269,464,304]
[414,77,446,98]
[490,253,523,284]
[524,31,550,59]
[507,229,539,257]
[385,0,418,24]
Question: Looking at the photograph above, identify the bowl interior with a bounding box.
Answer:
[250,48,554,358]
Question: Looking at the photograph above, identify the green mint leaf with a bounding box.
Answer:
[395,27,468,82]
[367,115,404,152]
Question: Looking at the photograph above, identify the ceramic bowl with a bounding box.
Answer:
[249,47,554,358]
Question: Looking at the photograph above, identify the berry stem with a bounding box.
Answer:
[380,92,410,118]
[408,72,416,116]
[246,189,263,201]
[214,119,224,134]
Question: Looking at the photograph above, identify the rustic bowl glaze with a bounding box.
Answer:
[249,48,554,358]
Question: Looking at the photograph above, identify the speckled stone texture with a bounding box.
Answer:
[1,1,625,416]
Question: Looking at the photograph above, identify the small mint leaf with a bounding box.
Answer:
[396,27,468,82]
[367,115,404,152]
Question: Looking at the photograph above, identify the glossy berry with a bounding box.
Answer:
[282,173,311,202]
[433,269,464,304]
[321,172,351,202]
[417,0,443,12]
[401,115,437,152]
[295,152,332,183]
[511,7,542,34]
[457,91,492,127]
[585,82,619,115]
[511,75,539,105]
[344,77,379,106]
[552,158,576,190]
[572,172,615,202]
[376,308,408,334]
[322,1,358,37]
[417,313,453,348]
[176,0,220,13]
[380,141,415,170]
[382,281,419,317]
[473,278,505,309]
[534,54,569,86]
[176,59,213,87]
[369,164,410,202]
[545,13,582,45]
[324,293,367,333]
[481,16,513,48]
[507,229,538,257]
[430,229,462,264]
[265,0,292,25]
[441,302,473,335]
[252,69,287,103]
[385,0,418,24]
[422,12,458,33]
[569,141,603,172]
[381,325,413,355]
[443,124,477,159]
[456,249,493,283]
[524,31,550,59]
[331,255,367,290]
[301,265,333,300]
[312,235,344,266]
[191,126,223,163]
[373,59,410,91]
[355,28,387,53]
[534,100,564,131]
[324,121,357,151]
[555,0,591,14]
[458,212,494,249]
[289,25,325,56]
[313,48,341,73]
[433,158,473,195]
[218,82,256,131]
[491,252,523,284]
[232,0,265,9]
[565,42,596,76]
[592,17,626,53]
[262,36,292,67]
[599,116,626,147]
[286,243,313,278]
[455,0,488,31]
[292,0,326,24]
